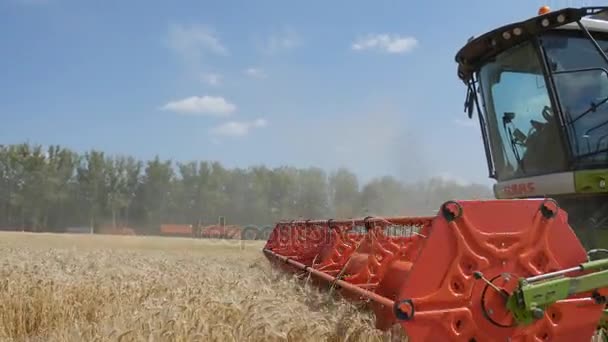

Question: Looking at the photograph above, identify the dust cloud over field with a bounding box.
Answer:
[0,232,406,342]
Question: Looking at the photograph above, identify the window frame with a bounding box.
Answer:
[475,36,572,182]
[539,29,608,169]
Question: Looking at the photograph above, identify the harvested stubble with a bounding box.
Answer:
[0,232,406,342]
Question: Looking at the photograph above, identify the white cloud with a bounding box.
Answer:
[166,24,227,62]
[161,96,236,116]
[201,73,222,86]
[258,28,301,54]
[164,24,228,84]
[211,118,268,137]
[352,34,418,54]
[253,118,268,127]
[244,67,267,79]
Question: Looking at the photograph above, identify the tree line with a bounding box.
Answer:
[0,143,493,235]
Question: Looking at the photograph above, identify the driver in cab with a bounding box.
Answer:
[512,104,566,176]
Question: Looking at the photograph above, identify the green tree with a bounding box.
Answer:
[139,156,174,228]
[105,156,141,228]
[44,145,79,230]
[329,168,359,218]
[0,142,494,234]
[294,167,330,219]
[76,150,107,231]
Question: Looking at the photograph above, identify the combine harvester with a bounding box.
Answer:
[264,6,608,341]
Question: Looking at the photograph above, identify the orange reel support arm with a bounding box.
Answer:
[262,248,396,309]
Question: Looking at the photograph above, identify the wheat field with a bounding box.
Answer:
[0,232,406,342]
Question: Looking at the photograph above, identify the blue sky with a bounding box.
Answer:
[0,0,598,186]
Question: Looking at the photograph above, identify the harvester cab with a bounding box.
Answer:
[263,6,608,341]
[457,6,608,248]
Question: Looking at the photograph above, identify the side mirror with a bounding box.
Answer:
[503,112,516,125]
[465,83,476,118]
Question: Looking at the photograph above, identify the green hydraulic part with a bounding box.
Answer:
[473,255,608,339]
[506,258,608,326]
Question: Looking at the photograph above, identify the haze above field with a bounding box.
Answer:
[0,0,596,186]
[0,143,494,231]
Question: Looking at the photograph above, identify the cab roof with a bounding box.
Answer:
[455,7,608,83]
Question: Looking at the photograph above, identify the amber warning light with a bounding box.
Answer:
[538,6,551,15]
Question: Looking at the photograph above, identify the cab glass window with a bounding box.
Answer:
[478,40,567,181]
[542,32,608,166]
